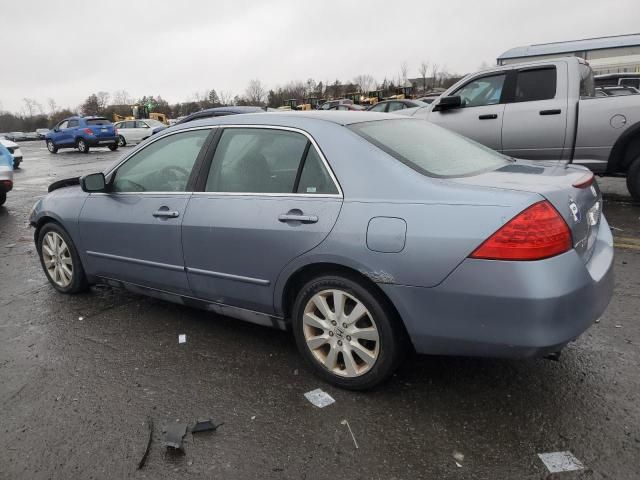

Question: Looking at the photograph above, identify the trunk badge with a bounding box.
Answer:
[569,199,581,223]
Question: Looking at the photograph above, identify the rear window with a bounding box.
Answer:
[349,119,509,178]
[86,118,110,125]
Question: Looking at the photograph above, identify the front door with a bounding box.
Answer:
[182,126,343,314]
[54,120,72,146]
[501,65,569,160]
[428,72,507,151]
[78,128,213,294]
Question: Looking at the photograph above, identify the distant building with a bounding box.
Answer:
[497,33,640,75]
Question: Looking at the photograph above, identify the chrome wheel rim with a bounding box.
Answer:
[78,140,85,150]
[47,141,54,152]
[118,136,125,146]
[302,289,380,378]
[42,232,73,287]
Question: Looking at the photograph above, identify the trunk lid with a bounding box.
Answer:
[450,160,602,262]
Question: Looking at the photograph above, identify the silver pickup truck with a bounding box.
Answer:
[407,57,640,200]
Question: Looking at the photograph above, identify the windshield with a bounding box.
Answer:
[349,119,510,178]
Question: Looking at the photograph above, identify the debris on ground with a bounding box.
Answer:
[178,334,186,344]
[251,415,256,420]
[341,419,358,449]
[453,451,464,463]
[615,324,622,328]
[304,389,335,408]
[191,418,223,433]
[538,451,584,473]
[78,316,84,321]
[137,417,153,470]
[164,422,188,450]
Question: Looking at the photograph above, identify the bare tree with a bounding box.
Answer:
[245,79,266,105]
[47,98,58,114]
[400,62,409,86]
[112,90,132,105]
[22,98,39,117]
[353,74,375,93]
[218,91,234,106]
[96,91,110,112]
[419,61,429,92]
[430,64,439,89]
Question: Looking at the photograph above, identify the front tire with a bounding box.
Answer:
[626,155,640,202]
[292,274,403,390]
[77,138,90,154]
[117,135,126,147]
[37,223,88,293]
[46,140,58,154]
[0,192,6,206]
[108,144,118,151]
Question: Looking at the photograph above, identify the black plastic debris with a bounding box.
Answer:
[164,423,188,450]
[191,418,223,434]
[137,417,153,470]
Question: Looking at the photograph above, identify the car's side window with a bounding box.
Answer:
[454,73,506,108]
[206,128,310,194]
[58,121,69,129]
[112,129,210,193]
[296,147,338,195]
[68,119,79,128]
[370,103,387,112]
[388,102,405,112]
[513,67,557,102]
[124,121,135,129]
[136,121,149,128]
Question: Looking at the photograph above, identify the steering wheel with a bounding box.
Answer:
[159,165,190,183]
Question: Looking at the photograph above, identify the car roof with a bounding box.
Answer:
[166,111,397,132]
[177,106,265,124]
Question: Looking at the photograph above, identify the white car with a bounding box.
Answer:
[114,119,166,146]
[0,137,23,168]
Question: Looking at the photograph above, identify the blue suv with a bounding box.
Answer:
[45,116,118,154]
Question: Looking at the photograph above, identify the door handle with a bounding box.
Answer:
[153,210,180,218]
[478,114,498,120]
[540,109,561,115]
[278,214,318,224]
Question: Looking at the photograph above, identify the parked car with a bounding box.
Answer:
[36,128,50,139]
[0,142,13,206]
[7,132,26,142]
[30,112,614,390]
[327,104,366,111]
[406,57,640,200]
[114,119,167,146]
[0,137,23,168]
[594,72,640,90]
[176,106,265,125]
[367,99,427,112]
[416,94,441,104]
[45,116,118,154]
[595,86,639,97]
[319,99,353,110]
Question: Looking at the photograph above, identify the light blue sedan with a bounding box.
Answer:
[30,112,614,389]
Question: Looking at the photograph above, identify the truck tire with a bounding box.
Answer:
[627,156,640,202]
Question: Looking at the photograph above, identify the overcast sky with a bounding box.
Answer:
[1,0,639,113]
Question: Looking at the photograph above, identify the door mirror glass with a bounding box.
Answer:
[433,95,462,111]
[81,172,106,192]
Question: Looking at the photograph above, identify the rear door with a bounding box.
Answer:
[428,72,507,151]
[78,128,214,294]
[501,64,569,160]
[182,126,343,314]
[135,121,151,141]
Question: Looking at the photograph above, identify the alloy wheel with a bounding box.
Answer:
[42,231,73,287]
[47,140,55,152]
[302,289,380,377]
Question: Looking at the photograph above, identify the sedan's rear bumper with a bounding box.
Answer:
[381,216,615,357]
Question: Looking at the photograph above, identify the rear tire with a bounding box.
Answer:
[77,138,89,154]
[46,140,58,154]
[0,192,6,206]
[292,274,404,390]
[117,135,126,147]
[108,144,118,151]
[13,159,21,169]
[37,222,88,294]
[627,155,640,202]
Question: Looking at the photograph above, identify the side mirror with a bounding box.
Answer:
[80,172,106,192]
[433,95,462,112]
[53,128,59,133]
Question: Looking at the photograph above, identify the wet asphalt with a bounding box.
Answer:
[0,142,639,480]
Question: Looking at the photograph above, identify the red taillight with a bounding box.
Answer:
[470,201,572,261]
[1,179,13,189]
[572,172,594,189]
[83,128,94,135]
